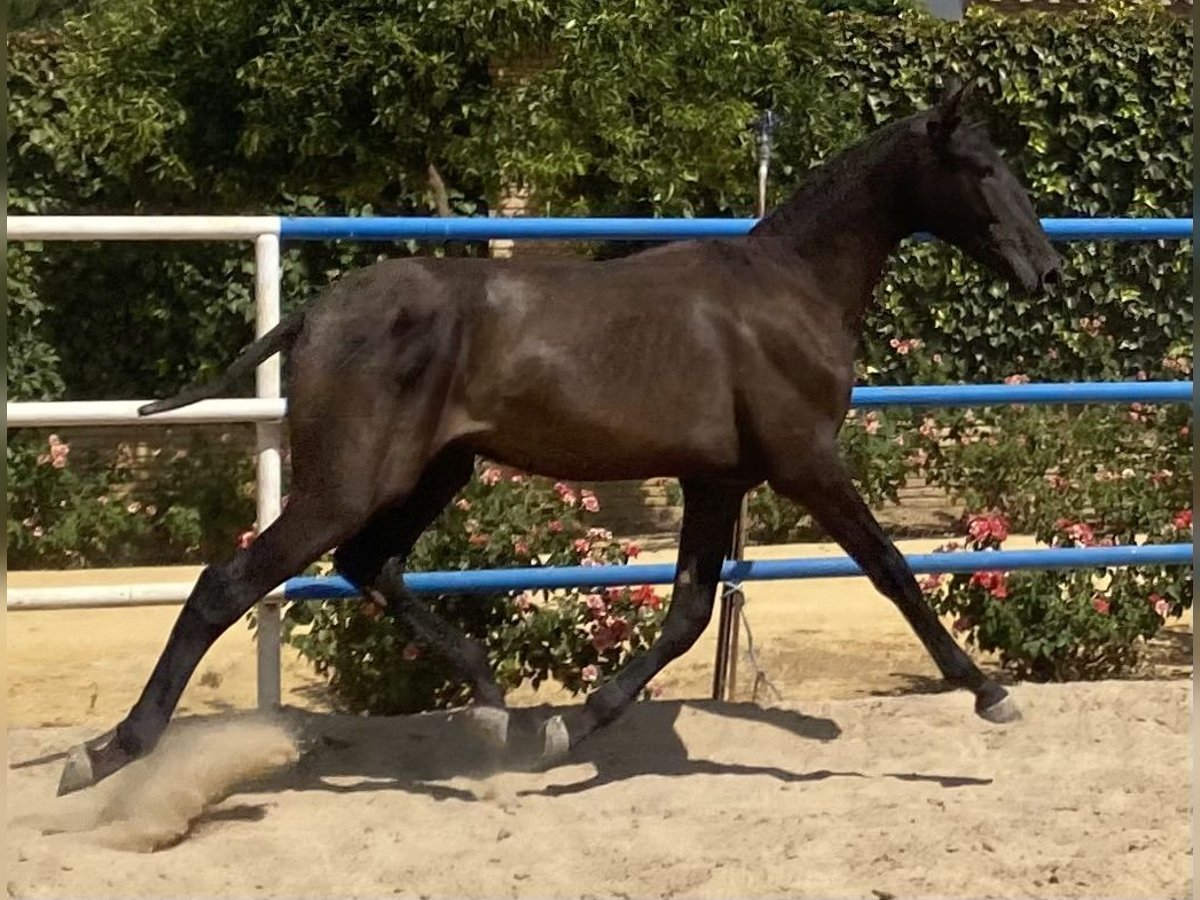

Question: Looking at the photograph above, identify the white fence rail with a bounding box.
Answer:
[8,219,288,707]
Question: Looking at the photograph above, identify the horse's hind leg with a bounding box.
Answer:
[57,492,370,795]
[332,450,508,722]
[770,446,1018,723]
[537,479,745,763]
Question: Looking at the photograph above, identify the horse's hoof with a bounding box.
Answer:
[538,715,572,767]
[976,689,1021,724]
[463,706,510,751]
[57,743,97,797]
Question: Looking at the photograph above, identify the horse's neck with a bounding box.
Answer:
[751,174,908,322]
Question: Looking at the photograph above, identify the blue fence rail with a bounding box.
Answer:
[269,215,1193,603]
[288,545,1192,600]
[280,216,1193,242]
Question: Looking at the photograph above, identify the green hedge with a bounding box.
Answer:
[6,0,1192,567]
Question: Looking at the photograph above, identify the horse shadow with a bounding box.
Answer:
[271,697,992,802]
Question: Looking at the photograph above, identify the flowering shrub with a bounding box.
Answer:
[280,465,668,715]
[922,512,1192,681]
[912,391,1192,538]
[7,430,254,568]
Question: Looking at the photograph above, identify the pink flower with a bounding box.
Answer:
[515,592,535,613]
[32,525,45,539]
[953,616,973,633]
[548,519,564,533]
[1150,469,1173,486]
[1154,597,1171,619]
[888,337,923,356]
[1162,355,1192,374]
[237,529,257,549]
[481,467,503,486]
[590,625,616,653]
[554,482,578,506]
[468,532,490,547]
[918,416,938,439]
[1135,370,1149,381]
[632,585,661,609]
[455,498,472,511]
[608,616,632,642]
[581,664,599,683]
[1044,470,1069,491]
[918,574,945,594]
[1172,509,1192,531]
[402,642,421,661]
[509,473,528,484]
[581,490,600,513]
[622,541,642,559]
[1092,595,1110,616]
[573,538,592,555]
[969,570,1009,600]
[513,540,530,558]
[48,435,70,469]
[967,513,1010,545]
[1003,373,1030,385]
[862,411,881,435]
[584,593,608,619]
[1055,519,1096,547]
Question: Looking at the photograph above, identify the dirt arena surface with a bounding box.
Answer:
[7,538,1194,898]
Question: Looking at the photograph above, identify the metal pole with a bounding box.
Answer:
[253,233,284,709]
[713,110,782,701]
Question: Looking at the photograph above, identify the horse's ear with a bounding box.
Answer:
[928,77,972,148]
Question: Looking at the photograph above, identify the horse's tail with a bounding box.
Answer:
[137,312,306,416]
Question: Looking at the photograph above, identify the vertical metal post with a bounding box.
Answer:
[713,110,782,701]
[254,232,284,709]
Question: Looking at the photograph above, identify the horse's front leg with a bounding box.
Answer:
[535,478,746,764]
[768,441,1018,723]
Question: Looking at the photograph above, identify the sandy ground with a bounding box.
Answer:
[7,538,1194,898]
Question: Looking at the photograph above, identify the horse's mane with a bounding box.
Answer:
[750,111,927,238]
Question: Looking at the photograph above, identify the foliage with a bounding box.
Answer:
[825,1,1193,387]
[6,0,1192,596]
[281,467,668,713]
[481,0,850,218]
[7,430,256,568]
[911,364,1193,535]
[922,511,1192,680]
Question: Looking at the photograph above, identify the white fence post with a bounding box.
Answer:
[254,233,284,709]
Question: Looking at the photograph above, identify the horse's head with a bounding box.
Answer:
[910,81,1062,295]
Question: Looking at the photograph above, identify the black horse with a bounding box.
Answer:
[59,81,1061,795]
